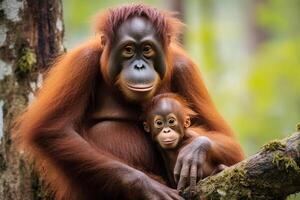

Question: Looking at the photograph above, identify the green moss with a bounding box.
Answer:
[272,152,300,173]
[200,167,252,200]
[262,140,286,152]
[16,47,36,74]
[297,123,300,131]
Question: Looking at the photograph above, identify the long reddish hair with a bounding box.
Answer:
[94,4,183,48]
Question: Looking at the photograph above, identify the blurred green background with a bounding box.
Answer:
[62,0,300,157]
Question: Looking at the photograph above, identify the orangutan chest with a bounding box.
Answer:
[86,121,162,173]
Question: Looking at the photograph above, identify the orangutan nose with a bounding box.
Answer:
[134,60,146,70]
[163,128,171,133]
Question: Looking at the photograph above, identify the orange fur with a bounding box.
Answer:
[15,4,244,200]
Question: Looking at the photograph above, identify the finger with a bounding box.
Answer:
[159,193,173,200]
[169,193,185,200]
[177,176,188,195]
[197,161,203,181]
[174,158,183,183]
[211,164,228,175]
[198,150,206,164]
[197,150,206,179]
[173,194,185,200]
[197,166,203,181]
[166,189,184,200]
[217,164,228,171]
[177,163,190,194]
[189,162,197,196]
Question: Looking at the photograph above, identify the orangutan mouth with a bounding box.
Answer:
[126,83,154,92]
[162,139,176,145]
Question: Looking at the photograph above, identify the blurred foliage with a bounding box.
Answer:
[63,0,300,156]
[235,0,300,154]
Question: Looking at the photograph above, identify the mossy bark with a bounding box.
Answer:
[0,0,63,199]
[183,132,300,200]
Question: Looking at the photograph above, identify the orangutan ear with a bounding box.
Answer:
[100,35,106,47]
[184,117,191,128]
[143,122,150,133]
[166,34,171,45]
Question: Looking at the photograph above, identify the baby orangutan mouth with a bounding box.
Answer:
[162,139,176,144]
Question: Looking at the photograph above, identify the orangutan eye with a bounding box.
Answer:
[168,118,176,126]
[122,45,135,58]
[143,44,155,58]
[154,119,164,128]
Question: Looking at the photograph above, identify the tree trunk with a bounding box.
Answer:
[183,129,300,200]
[166,0,185,44]
[247,0,269,53]
[0,0,64,199]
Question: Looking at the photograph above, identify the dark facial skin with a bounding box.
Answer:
[107,17,167,102]
[144,98,191,149]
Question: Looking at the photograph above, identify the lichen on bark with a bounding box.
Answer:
[15,47,36,75]
[262,140,286,152]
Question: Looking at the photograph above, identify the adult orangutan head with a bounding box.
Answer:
[97,5,183,102]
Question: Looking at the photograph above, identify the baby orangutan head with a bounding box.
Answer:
[143,93,195,149]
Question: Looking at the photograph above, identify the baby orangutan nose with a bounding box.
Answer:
[163,128,171,133]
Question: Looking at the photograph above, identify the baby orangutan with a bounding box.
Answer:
[143,93,227,194]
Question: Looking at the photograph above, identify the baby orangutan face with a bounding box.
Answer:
[143,97,191,149]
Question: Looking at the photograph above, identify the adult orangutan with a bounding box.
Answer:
[16,4,244,200]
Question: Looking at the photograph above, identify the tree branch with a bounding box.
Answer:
[183,131,300,200]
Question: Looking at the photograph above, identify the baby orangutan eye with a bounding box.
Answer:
[168,118,176,126]
[154,119,164,128]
